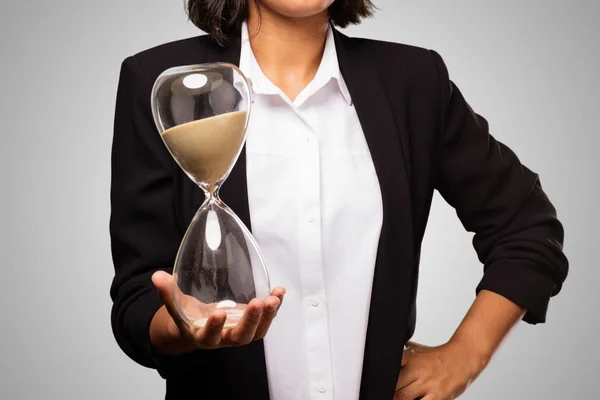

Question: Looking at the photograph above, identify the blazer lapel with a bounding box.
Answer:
[334,29,417,400]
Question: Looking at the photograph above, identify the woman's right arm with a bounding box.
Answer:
[110,56,283,374]
[109,55,184,369]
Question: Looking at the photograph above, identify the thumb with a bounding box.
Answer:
[152,270,173,302]
[401,345,414,368]
[152,270,183,324]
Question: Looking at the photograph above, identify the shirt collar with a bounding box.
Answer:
[239,21,352,106]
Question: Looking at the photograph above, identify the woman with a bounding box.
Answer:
[109,1,569,399]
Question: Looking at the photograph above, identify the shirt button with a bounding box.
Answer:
[318,386,327,393]
[307,216,315,223]
[311,298,320,307]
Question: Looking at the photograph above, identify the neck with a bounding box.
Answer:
[247,1,330,100]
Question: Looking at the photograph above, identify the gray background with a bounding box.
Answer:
[0,0,598,399]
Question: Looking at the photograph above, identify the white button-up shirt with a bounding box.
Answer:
[240,22,384,400]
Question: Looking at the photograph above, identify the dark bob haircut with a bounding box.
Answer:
[186,0,375,46]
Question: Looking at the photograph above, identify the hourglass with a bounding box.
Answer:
[150,63,270,329]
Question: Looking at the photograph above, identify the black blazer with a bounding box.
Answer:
[109,28,568,400]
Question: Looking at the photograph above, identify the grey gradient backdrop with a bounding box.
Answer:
[0,0,598,399]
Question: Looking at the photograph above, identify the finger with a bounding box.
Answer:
[223,298,265,345]
[401,347,414,368]
[152,271,184,324]
[393,381,426,400]
[271,286,286,298]
[405,341,425,352]
[152,270,172,301]
[396,361,419,391]
[253,295,282,338]
[153,271,194,341]
[270,287,286,304]
[269,287,285,318]
[195,310,227,348]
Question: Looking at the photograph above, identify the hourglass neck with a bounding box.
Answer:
[202,185,222,205]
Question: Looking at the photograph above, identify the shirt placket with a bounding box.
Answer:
[295,107,334,400]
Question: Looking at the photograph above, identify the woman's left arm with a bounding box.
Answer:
[394,50,569,400]
[396,291,525,400]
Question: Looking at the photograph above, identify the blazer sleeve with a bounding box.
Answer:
[109,55,181,369]
[429,50,569,324]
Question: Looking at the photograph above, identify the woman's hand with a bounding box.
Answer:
[393,341,488,400]
[149,270,285,355]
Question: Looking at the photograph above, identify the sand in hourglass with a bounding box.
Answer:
[161,110,248,190]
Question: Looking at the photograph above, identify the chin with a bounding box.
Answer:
[260,0,335,18]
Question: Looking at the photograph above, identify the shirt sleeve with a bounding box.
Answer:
[429,49,569,324]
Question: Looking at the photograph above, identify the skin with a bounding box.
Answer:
[395,291,524,399]
[151,1,527,398]
[151,271,285,354]
[245,0,334,100]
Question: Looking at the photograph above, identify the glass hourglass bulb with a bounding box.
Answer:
[150,63,270,329]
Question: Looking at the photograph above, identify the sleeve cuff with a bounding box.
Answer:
[476,259,557,324]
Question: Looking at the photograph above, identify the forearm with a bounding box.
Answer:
[111,282,164,369]
[397,290,528,398]
[448,289,525,372]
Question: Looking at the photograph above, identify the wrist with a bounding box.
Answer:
[445,290,525,378]
[445,336,492,379]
